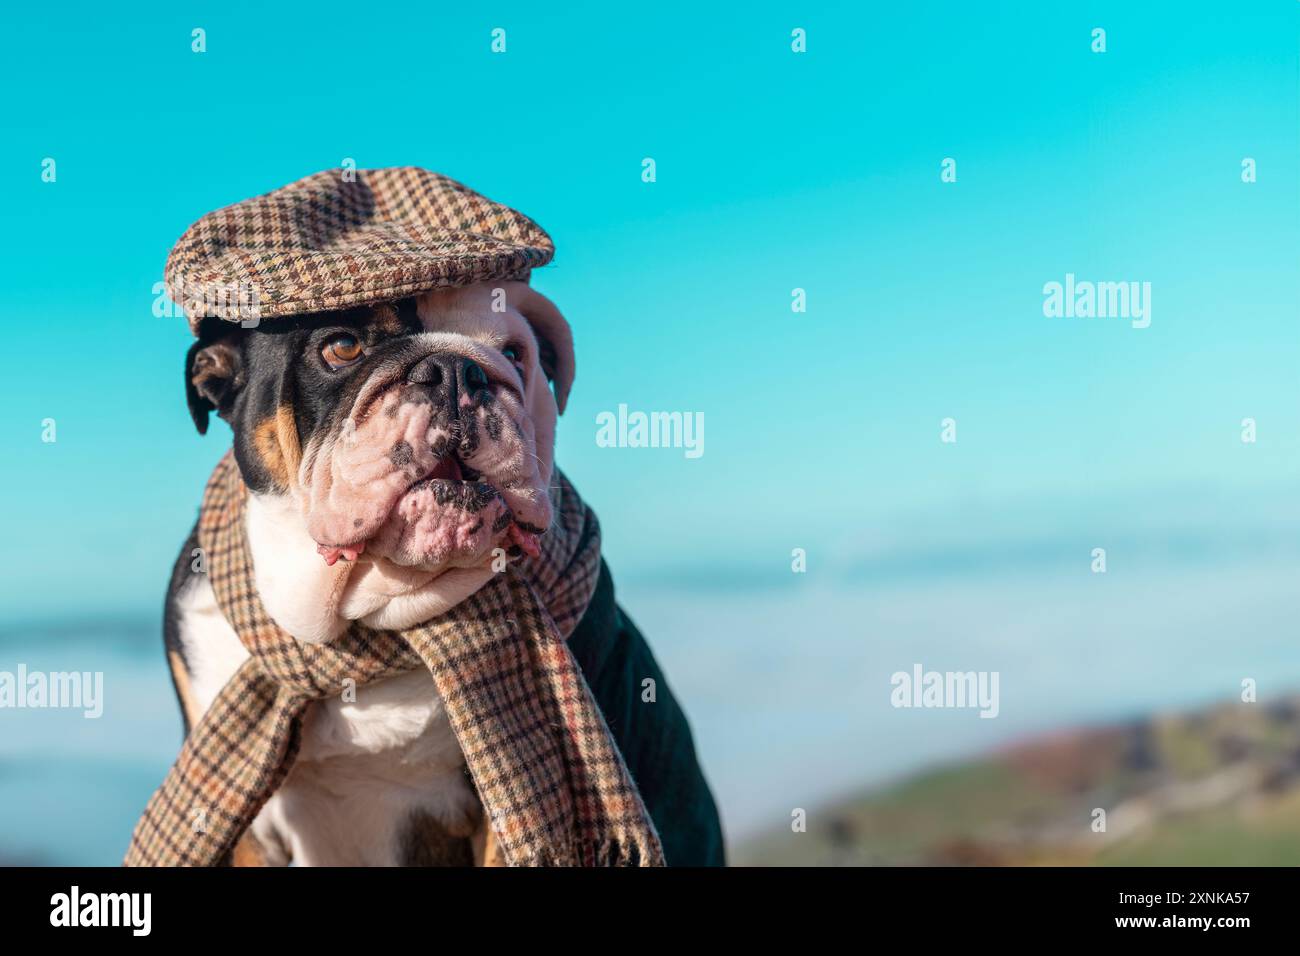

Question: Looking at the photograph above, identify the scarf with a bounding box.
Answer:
[125,451,663,867]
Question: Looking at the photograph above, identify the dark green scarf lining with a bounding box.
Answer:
[566,560,726,867]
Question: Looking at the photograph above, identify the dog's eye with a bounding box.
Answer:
[502,345,523,366]
[322,334,365,369]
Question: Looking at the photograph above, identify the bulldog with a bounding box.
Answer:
[161,280,723,867]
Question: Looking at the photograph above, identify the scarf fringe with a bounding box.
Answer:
[512,835,661,868]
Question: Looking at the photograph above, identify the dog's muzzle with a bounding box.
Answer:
[303,344,550,570]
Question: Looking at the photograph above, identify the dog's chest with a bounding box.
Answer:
[174,575,479,865]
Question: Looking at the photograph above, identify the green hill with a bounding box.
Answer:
[736,697,1300,866]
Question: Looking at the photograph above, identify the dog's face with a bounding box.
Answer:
[186,281,573,575]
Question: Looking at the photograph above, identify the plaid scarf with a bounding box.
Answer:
[125,452,664,867]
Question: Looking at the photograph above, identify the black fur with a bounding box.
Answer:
[187,307,426,493]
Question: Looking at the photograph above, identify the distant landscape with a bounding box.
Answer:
[737,695,1300,866]
[5,550,1300,865]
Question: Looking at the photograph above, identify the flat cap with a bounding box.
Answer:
[164,166,553,332]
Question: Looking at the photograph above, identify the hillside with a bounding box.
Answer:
[736,697,1300,866]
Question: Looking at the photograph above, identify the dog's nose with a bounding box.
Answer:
[406,354,491,406]
[406,353,453,387]
[463,360,489,392]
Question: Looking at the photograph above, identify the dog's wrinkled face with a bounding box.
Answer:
[187,281,574,574]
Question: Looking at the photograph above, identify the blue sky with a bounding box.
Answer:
[2,0,1300,862]
[2,1,1298,617]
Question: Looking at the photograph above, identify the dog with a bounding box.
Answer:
[162,279,723,866]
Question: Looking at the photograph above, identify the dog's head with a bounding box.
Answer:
[186,281,573,578]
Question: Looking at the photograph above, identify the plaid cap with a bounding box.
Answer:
[164,166,554,332]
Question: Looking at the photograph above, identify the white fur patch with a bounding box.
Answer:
[174,573,478,866]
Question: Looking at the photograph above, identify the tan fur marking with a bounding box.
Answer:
[252,406,300,489]
[471,812,507,867]
[274,405,301,474]
[228,832,273,867]
[166,648,201,731]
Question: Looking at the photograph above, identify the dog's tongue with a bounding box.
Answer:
[317,541,366,567]
[508,524,541,559]
[425,456,463,481]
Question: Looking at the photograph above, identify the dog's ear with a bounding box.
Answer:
[514,285,575,414]
[185,327,243,434]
